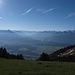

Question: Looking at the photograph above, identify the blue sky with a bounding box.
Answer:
[0,0,75,31]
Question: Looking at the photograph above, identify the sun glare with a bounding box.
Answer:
[0,0,2,4]
[0,0,5,9]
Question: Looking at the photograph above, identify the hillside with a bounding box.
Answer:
[0,59,75,75]
[49,45,75,61]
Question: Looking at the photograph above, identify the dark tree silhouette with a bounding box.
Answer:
[0,47,24,59]
[38,52,50,61]
[17,54,24,59]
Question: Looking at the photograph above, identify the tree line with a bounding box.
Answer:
[0,47,24,59]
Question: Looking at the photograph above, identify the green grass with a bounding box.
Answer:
[0,59,75,75]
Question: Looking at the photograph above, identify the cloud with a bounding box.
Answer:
[22,8,33,15]
[0,17,3,19]
[43,8,56,13]
[65,12,75,18]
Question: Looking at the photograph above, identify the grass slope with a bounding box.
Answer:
[0,59,75,75]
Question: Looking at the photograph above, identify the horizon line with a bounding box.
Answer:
[0,29,75,32]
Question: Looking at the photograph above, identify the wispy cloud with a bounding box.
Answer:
[65,12,75,18]
[0,17,3,19]
[22,8,33,15]
[43,8,56,13]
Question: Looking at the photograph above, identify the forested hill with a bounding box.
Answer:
[49,45,75,61]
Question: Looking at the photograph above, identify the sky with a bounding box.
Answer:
[0,0,75,31]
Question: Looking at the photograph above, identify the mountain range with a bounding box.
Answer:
[0,30,75,59]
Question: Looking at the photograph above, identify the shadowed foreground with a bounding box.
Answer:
[0,59,75,75]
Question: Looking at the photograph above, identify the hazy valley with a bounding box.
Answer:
[0,30,75,59]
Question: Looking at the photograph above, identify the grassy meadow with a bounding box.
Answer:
[0,59,75,75]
